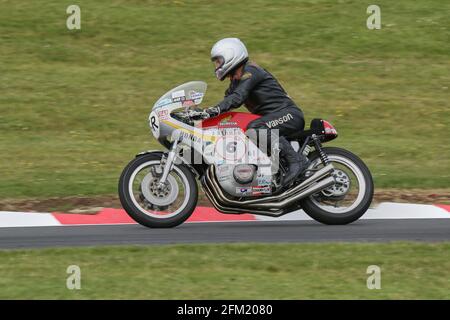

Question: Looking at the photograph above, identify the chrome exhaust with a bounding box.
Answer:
[207,164,334,206]
[202,163,336,216]
[203,180,284,216]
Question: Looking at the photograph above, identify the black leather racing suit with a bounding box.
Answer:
[213,61,305,135]
[212,61,306,184]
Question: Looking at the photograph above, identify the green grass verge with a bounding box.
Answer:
[0,242,448,299]
[0,0,449,198]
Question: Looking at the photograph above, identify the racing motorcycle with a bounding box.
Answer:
[118,81,374,228]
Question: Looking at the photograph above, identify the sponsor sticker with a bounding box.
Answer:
[256,176,272,186]
[182,100,195,108]
[171,90,185,99]
[218,175,230,182]
[218,121,238,128]
[252,185,271,195]
[219,127,241,135]
[155,98,172,108]
[189,90,204,100]
[236,187,252,195]
[180,131,201,144]
[172,96,186,103]
[157,109,169,120]
[265,113,294,129]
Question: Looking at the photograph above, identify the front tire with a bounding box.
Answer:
[300,147,374,225]
[118,153,198,228]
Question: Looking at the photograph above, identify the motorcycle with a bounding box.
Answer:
[118,81,374,228]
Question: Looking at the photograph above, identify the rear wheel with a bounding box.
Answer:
[300,147,374,224]
[118,153,198,228]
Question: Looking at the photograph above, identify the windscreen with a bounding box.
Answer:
[152,81,207,110]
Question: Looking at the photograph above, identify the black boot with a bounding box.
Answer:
[297,153,311,179]
[278,137,301,186]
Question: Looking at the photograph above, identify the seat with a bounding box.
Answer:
[287,118,324,140]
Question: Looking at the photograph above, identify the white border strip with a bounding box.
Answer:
[0,211,60,227]
[363,202,450,219]
[0,202,448,228]
[256,202,450,221]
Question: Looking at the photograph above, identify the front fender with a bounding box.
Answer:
[135,150,165,158]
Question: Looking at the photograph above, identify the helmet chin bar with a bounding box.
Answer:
[216,69,226,81]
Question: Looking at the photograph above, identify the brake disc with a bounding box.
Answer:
[321,169,351,197]
[140,172,179,207]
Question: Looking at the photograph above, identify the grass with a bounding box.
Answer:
[0,242,448,299]
[0,0,449,199]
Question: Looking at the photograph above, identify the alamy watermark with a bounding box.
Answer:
[366,265,381,289]
[367,5,381,30]
[66,5,81,30]
[66,265,81,290]
[169,127,280,169]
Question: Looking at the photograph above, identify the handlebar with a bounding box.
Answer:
[170,109,210,125]
[172,109,209,121]
[187,109,210,120]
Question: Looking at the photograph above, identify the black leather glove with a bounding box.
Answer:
[204,106,221,118]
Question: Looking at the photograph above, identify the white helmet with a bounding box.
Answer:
[211,38,249,81]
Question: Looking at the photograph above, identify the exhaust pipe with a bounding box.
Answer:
[202,164,336,216]
[203,180,283,216]
[207,164,334,206]
[203,174,335,217]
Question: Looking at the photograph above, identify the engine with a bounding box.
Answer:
[215,164,273,197]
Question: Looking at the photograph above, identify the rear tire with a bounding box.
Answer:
[118,153,198,228]
[300,147,374,225]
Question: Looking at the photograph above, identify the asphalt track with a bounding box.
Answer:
[0,219,449,249]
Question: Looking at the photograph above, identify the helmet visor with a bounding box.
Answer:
[211,56,225,80]
[212,56,224,69]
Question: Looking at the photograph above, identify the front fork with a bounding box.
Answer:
[157,138,179,187]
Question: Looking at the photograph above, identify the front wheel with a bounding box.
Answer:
[118,153,198,228]
[300,147,374,225]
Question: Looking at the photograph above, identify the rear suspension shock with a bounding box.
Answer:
[312,134,330,165]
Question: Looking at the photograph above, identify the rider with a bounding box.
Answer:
[204,38,309,186]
